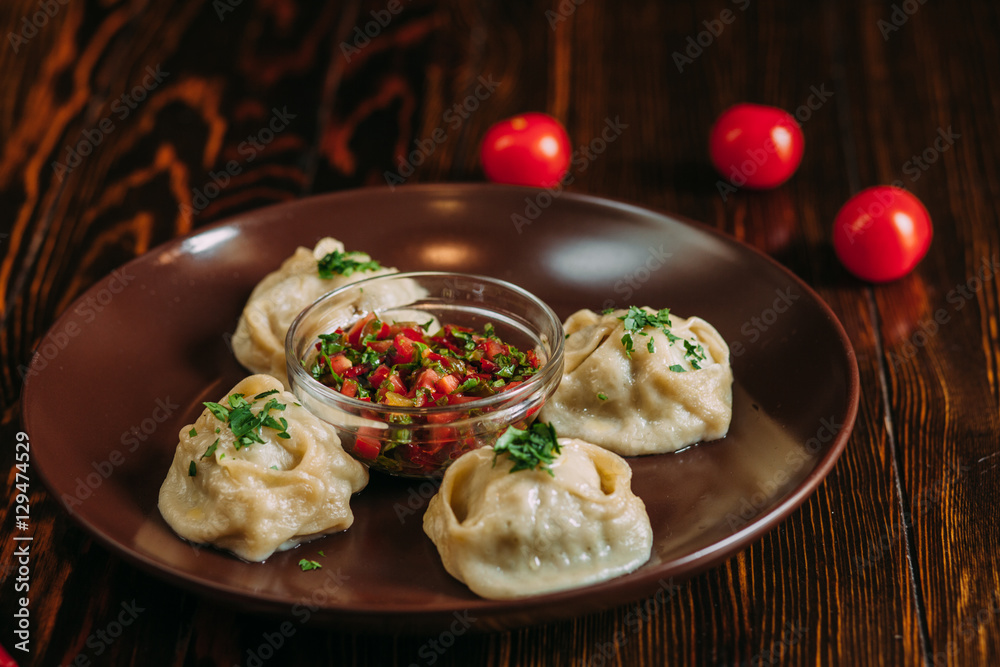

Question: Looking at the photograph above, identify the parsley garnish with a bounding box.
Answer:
[317,250,381,279]
[618,306,674,358]
[493,422,562,477]
[188,427,198,437]
[203,391,291,451]
[683,339,707,370]
[188,461,197,477]
[597,392,608,400]
[201,439,219,459]
[669,364,686,372]
[298,559,323,571]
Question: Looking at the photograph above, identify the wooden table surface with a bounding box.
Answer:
[2,0,999,665]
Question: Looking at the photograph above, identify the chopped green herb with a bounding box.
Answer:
[203,391,291,451]
[420,319,434,331]
[602,307,616,315]
[201,438,219,459]
[597,392,608,400]
[188,461,197,477]
[683,339,707,369]
[188,427,198,437]
[298,559,323,571]
[318,550,326,557]
[269,465,279,470]
[617,306,678,358]
[493,422,562,477]
[317,250,381,279]
[669,364,686,372]
[204,401,230,422]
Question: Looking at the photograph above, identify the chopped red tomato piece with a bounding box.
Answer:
[353,436,381,460]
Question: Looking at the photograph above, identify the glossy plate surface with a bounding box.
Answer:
[23,184,858,632]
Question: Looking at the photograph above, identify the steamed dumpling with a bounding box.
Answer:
[423,439,652,599]
[232,237,395,386]
[538,307,733,455]
[158,374,368,561]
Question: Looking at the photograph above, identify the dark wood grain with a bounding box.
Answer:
[3,0,1000,665]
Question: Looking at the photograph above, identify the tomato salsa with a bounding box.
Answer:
[310,313,542,474]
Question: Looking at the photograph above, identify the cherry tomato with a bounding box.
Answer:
[709,103,804,189]
[833,186,933,282]
[480,112,571,187]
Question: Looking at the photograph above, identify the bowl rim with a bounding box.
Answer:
[285,270,566,419]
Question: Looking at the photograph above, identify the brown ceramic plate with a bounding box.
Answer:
[23,184,858,632]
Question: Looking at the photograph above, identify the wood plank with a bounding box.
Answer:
[839,0,1000,664]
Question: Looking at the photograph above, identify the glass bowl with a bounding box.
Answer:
[286,272,565,478]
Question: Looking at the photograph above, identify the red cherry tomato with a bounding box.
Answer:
[833,186,933,282]
[480,112,571,187]
[709,103,804,189]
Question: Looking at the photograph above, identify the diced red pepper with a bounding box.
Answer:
[343,365,367,378]
[426,410,461,424]
[390,333,416,364]
[341,378,361,398]
[435,373,461,395]
[353,436,381,460]
[368,364,391,388]
[483,339,506,360]
[412,368,440,392]
[347,313,376,346]
[328,353,353,376]
[366,339,393,354]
